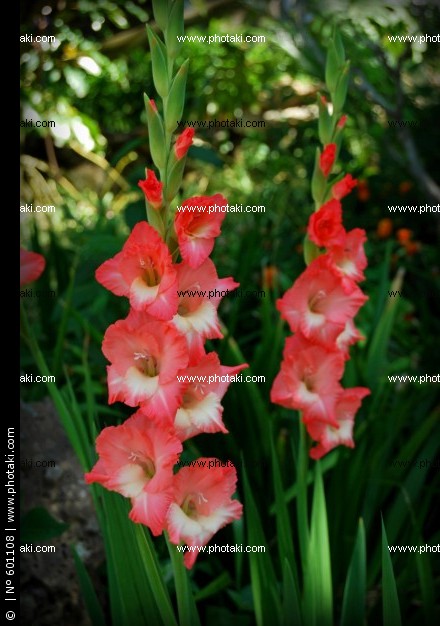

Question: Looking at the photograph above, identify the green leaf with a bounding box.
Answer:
[242,463,281,626]
[282,558,302,626]
[101,490,172,626]
[381,518,402,626]
[295,423,310,576]
[135,525,178,626]
[166,536,201,626]
[20,507,68,544]
[194,571,232,602]
[71,545,106,626]
[21,303,92,471]
[414,536,436,621]
[366,267,405,388]
[340,519,366,626]
[270,432,298,584]
[302,463,332,626]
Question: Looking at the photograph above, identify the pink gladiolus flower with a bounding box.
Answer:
[306,387,370,459]
[138,169,163,210]
[270,333,345,425]
[174,194,227,269]
[307,199,346,248]
[276,256,368,348]
[85,411,182,535]
[319,143,336,177]
[102,310,188,421]
[96,221,178,320]
[172,259,238,358]
[167,463,243,568]
[174,128,195,160]
[20,248,45,286]
[335,319,365,359]
[326,228,368,286]
[174,352,248,441]
[332,174,358,200]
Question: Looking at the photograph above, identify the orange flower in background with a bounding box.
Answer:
[357,180,370,202]
[395,228,420,256]
[263,265,278,289]
[399,181,413,194]
[404,241,421,256]
[396,228,412,245]
[377,218,393,239]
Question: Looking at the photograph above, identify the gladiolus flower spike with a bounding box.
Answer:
[271,35,370,460]
[87,5,245,569]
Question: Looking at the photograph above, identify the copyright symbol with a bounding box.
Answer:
[6,611,15,620]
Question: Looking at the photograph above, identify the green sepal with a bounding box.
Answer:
[333,123,344,154]
[166,153,186,201]
[165,0,184,59]
[165,59,189,133]
[325,41,340,95]
[144,93,166,169]
[146,25,169,97]
[152,0,171,32]
[304,235,322,266]
[317,94,333,145]
[311,147,326,204]
[333,61,350,113]
[333,28,345,65]
[145,200,165,238]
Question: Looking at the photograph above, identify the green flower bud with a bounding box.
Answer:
[317,94,333,144]
[333,28,345,65]
[165,0,184,59]
[152,0,171,32]
[165,59,189,133]
[146,25,169,97]
[333,61,350,113]
[144,93,166,169]
[325,41,341,95]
